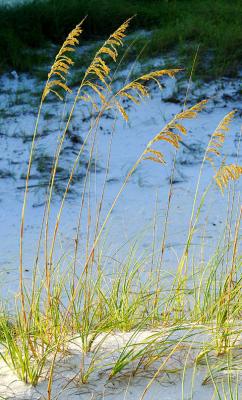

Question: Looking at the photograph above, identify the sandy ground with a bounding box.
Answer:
[0,325,242,399]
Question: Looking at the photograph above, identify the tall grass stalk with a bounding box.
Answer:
[0,18,241,399]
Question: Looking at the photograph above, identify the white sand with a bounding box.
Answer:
[0,325,241,399]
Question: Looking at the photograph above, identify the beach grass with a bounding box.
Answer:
[0,18,241,399]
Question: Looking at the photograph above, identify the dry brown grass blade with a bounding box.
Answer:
[42,19,85,101]
[214,164,242,193]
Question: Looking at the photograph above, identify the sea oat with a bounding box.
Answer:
[42,20,84,101]
[206,110,236,166]
[214,164,242,193]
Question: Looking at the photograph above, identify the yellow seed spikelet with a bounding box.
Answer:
[143,149,165,165]
[82,18,132,105]
[215,164,242,193]
[205,110,236,166]
[175,99,208,120]
[147,99,207,150]
[115,69,181,120]
[142,100,207,165]
[116,101,129,121]
[42,20,84,101]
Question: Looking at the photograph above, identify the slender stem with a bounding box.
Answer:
[19,101,43,323]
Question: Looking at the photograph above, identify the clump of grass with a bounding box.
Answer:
[0,17,241,399]
[0,0,241,79]
[0,309,53,385]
